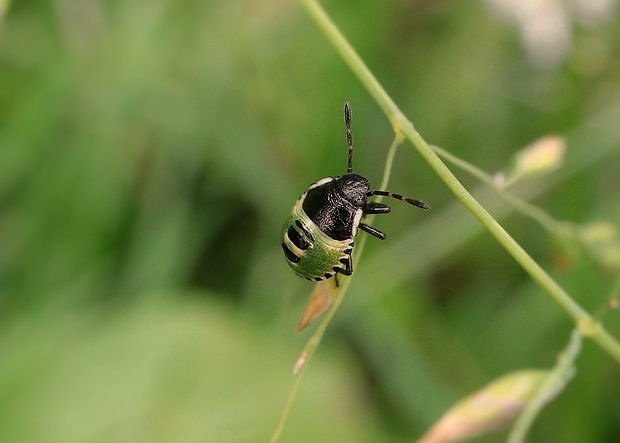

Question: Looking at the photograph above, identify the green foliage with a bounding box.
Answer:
[1,1,619,442]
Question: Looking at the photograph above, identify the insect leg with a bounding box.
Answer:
[338,253,353,275]
[359,222,386,240]
[367,190,430,210]
[362,201,391,215]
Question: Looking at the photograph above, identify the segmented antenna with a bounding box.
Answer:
[367,190,430,210]
[344,101,353,174]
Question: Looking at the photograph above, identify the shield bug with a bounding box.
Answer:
[281,102,429,283]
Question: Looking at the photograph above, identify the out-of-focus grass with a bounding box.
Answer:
[1,1,619,442]
[0,296,390,443]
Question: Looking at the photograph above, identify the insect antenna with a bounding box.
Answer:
[367,190,430,210]
[344,101,353,174]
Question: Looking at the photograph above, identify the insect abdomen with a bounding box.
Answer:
[281,196,354,281]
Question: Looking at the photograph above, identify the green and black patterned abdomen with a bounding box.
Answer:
[281,193,355,281]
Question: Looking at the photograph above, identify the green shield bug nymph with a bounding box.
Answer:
[281,102,429,283]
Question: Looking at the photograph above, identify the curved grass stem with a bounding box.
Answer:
[430,144,577,241]
[269,136,404,443]
[271,1,620,441]
[508,329,582,443]
[299,0,620,362]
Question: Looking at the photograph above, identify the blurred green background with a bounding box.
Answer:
[1,0,620,442]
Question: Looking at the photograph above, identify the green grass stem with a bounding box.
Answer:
[299,0,620,362]
[270,2,620,441]
[508,329,582,443]
[270,135,403,443]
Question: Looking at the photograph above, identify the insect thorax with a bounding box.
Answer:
[302,175,368,241]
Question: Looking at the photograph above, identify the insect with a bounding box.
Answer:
[281,102,429,283]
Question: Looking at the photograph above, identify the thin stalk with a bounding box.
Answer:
[430,144,577,240]
[508,329,582,443]
[353,134,404,256]
[269,136,404,443]
[299,0,620,362]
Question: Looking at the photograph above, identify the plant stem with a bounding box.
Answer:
[508,329,582,443]
[430,144,577,241]
[269,135,404,443]
[299,0,620,363]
